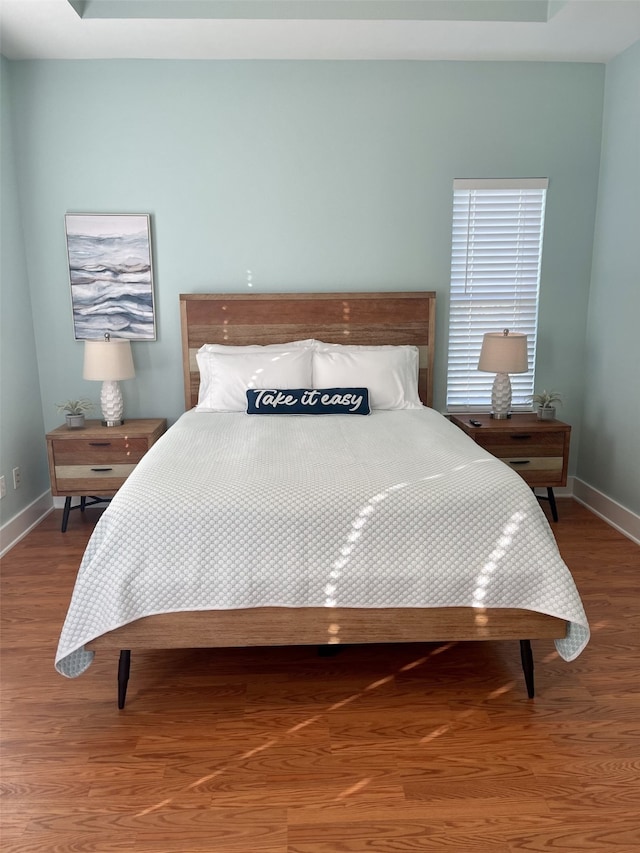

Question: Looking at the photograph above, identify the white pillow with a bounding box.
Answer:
[196,348,314,411]
[312,346,422,410]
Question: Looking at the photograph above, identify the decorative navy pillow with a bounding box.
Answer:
[246,388,370,415]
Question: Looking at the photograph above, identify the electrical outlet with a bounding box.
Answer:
[0,475,6,499]
[12,467,21,489]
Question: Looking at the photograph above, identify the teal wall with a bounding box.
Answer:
[578,41,640,514]
[0,58,50,528]
[3,58,612,524]
[8,60,604,432]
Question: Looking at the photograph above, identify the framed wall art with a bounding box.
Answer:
[65,213,156,340]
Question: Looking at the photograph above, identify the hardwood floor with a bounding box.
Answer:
[1,500,639,852]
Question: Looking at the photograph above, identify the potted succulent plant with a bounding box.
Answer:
[56,398,94,429]
[532,389,562,421]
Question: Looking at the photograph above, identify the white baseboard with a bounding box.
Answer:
[545,479,574,499]
[0,490,54,557]
[572,478,640,545]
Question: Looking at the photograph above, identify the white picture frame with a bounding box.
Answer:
[65,213,156,341]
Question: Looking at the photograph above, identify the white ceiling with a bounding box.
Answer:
[1,0,639,62]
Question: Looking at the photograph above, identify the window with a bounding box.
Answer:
[446,178,548,411]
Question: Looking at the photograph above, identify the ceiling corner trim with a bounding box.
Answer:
[64,1,552,23]
[67,1,87,18]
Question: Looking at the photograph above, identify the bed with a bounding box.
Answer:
[55,291,589,707]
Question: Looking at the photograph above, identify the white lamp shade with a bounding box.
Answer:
[83,339,135,381]
[477,331,528,374]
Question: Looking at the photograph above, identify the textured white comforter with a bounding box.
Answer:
[55,408,589,677]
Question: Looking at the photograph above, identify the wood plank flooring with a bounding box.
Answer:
[1,499,639,852]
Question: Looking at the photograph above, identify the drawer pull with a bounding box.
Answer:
[511,434,532,440]
[89,442,111,446]
[509,460,530,466]
[90,467,113,472]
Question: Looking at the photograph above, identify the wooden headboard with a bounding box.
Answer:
[180,291,436,411]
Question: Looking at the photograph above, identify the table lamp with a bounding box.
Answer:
[83,334,135,426]
[477,329,528,419]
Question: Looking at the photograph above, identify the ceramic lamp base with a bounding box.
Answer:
[490,372,512,419]
[100,380,125,427]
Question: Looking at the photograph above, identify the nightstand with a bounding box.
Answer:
[46,418,167,531]
[449,413,571,521]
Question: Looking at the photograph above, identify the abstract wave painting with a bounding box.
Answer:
[65,214,156,340]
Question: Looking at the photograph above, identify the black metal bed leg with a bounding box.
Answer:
[318,644,343,657]
[519,640,535,698]
[117,650,131,709]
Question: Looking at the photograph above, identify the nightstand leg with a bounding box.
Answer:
[118,650,131,709]
[61,497,72,533]
[520,640,535,698]
[532,487,560,522]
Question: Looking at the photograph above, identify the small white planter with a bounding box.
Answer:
[65,414,86,429]
[537,406,556,421]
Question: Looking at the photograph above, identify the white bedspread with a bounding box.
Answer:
[55,408,589,677]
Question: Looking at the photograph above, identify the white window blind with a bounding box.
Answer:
[446,178,548,411]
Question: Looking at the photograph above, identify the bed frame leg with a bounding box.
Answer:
[118,650,131,709]
[519,640,535,698]
[318,644,343,657]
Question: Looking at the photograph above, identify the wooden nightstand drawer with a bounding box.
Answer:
[52,437,150,465]
[53,464,138,493]
[503,456,565,485]
[474,431,565,458]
